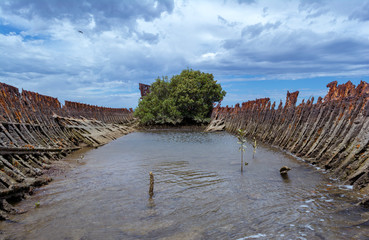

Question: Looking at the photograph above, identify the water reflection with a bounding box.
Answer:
[0,131,368,239]
[281,173,291,183]
[150,130,214,144]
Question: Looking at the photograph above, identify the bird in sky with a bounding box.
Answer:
[78,30,83,34]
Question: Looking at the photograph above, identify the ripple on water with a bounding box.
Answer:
[237,233,267,239]
[1,131,368,240]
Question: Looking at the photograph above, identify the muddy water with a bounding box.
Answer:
[1,131,369,239]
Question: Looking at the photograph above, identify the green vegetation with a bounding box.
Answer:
[237,129,248,172]
[135,69,226,125]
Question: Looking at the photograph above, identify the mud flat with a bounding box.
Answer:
[207,81,369,195]
[0,82,135,219]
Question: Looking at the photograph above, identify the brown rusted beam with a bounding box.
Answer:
[139,83,151,98]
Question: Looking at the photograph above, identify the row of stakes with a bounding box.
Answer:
[148,130,291,197]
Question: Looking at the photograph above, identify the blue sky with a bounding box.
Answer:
[0,0,369,108]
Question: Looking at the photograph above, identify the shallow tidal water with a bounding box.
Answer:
[1,130,369,239]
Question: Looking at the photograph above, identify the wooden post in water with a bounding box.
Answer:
[149,172,154,198]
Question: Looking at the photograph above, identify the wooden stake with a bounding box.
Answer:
[149,172,154,198]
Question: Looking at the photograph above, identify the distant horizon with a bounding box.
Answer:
[1,0,369,108]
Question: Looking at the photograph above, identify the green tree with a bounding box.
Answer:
[134,76,182,125]
[134,69,226,125]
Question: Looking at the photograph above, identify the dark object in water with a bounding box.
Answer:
[149,172,154,198]
[280,166,291,175]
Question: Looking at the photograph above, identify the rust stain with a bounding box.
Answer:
[139,83,151,98]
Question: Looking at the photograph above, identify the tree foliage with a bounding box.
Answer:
[134,69,226,125]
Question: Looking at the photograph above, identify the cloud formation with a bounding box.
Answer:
[0,0,174,32]
[0,0,369,108]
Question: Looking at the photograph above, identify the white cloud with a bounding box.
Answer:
[201,52,217,59]
[0,0,369,108]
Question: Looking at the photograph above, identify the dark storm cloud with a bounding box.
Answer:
[0,0,174,31]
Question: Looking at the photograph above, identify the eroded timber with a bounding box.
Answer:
[209,81,369,193]
[0,82,135,219]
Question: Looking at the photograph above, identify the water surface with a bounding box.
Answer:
[1,130,368,239]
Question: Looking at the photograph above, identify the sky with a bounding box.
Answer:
[1,0,369,108]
